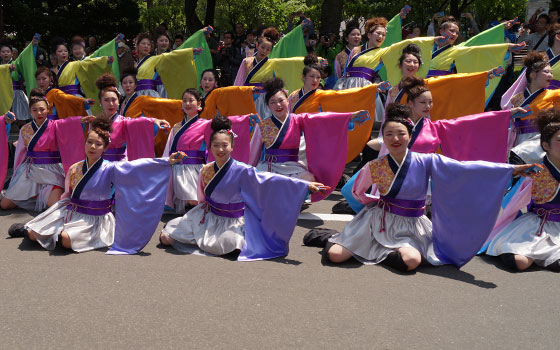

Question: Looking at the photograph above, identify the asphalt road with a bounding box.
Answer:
[1,192,558,350]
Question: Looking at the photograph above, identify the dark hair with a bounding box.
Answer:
[536,108,560,150]
[259,27,280,46]
[538,14,550,23]
[174,33,184,40]
[398,44,422,67]
[549,23,560,47]
[303,64,323,77]
[182,88,202,102]
[120,68,138,84]
[440,16,459,31]
[29,88,49,108]
[263,77,287,104]
[210,114,234,144]
[365,17,388,34]
[382,103,414,135]
[88,116,113,147]
[524,51,549,83]
[401,76,430,102]
[0,41,12,52]
[136,33,153,46]
[50,37,67,55]
[303,53,318,66]
[35,66,58,88]
[343,21,360,42]
[201,69,218,82]
[95,73,119,99]
[224,31,234,39]
[71,36,86,49]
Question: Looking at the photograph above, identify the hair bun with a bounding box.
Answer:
[29,88,45,99]
[263,77,284,94]
[95,73,117,91]
[402,43,421,56]
[210,114,232,133]
[262,27,280,44]
[91,116,113,133]
[401,76,425,93]
[536,108,560,134]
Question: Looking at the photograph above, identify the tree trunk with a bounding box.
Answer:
[320,0,344,35]
[185,0,204,34]
[204,0,216,27]
[146,0,153,9]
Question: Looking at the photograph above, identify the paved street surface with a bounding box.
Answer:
[1,191,558,350]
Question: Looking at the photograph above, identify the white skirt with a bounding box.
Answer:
[170,163,203,213]
[3,162,65,211]
[12,90,31,120]
[330,203,441,265]
[157,84,168,99]
[332,77,384,123]
[512,132,545,164]
[486,212,560,267]
[25,198,115,252]
[136,89,160,98]
[256,160,315,182]
[163,204,245,256]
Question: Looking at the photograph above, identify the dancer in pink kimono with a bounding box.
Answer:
[249,77,370,202]
[1,90,85,211]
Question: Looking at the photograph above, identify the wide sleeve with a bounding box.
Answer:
[154,48,197,99]
[107,158,171,254]
[123,118,156,160]
[269,24,307,58]
[74,57,112,113]
[425,72,488,121]
[248,126,263,166]
[87,38,120,81]
[178,29,213,87]
[237,165,309,261]
[381,37,434,84]
[49,89,87,119]
[0,65,14,115]
[204,115,252,164]
[298,112,352,201]
[53,117,86,174]
[13,131,27,171]
[433,110,511,162]
[0,117,8,190]
[200,86,257,119]
[234,59,249,86]
[429,153,513,267]
[14,42,38,95]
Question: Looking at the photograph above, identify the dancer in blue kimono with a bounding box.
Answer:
[8,117,185,254]
[325,106,534,271]
[160,115,327,260]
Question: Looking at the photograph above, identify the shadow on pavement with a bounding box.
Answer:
[416,264,497,289]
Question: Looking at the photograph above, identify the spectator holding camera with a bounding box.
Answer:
[216,31,242,86]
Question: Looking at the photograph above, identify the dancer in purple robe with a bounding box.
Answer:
[162,88,256,213]
[8,117,185,253]
[486,108,560,272]
[325,107,534,271]
[160,115,327,261]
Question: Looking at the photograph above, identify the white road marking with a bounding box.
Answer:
[298,213,354,222]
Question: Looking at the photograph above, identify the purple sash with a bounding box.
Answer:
[47,115,58,120]
[265,148,299,163]
[154,75,163,86]
[12,81,23,90]
[59,84,80,95]
[178,150,206,165]
[548,80,560,90]
[104,146,126,162]
[529,201,560,236]
[346,66,378,82]
[67,198,113,216]
[205,197,244,218]
[377,196,426,217]
[26,151,61,164]
[246,82,264,87]
[514,118,538,134]
[427,69,451,77]
[136,79,156,91]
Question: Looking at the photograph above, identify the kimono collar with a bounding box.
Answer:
[28,118,49,152]
[169,114,200,154]
[522,87,545,107]
[31,118,47,132]
[72,156,104,199]
[385,149,412,198]
[408,118,425,148]
[183,114,200,125]
[205,157,234,198]
[137,54,153,69]
[544,155,560,183]
[432,44,452,59]
[56,61,69,78]
[344,46,352,55]
[387,149,409,173]
[109,112,119,121]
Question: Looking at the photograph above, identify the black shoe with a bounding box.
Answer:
[8,223,27,238]
[321,241,335,264]
[332,200,355,214]
[382,251,409,272]
[547,260,560,272]
[500,253,519,272]
[303,228,337,248]
[335,174,350,190]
